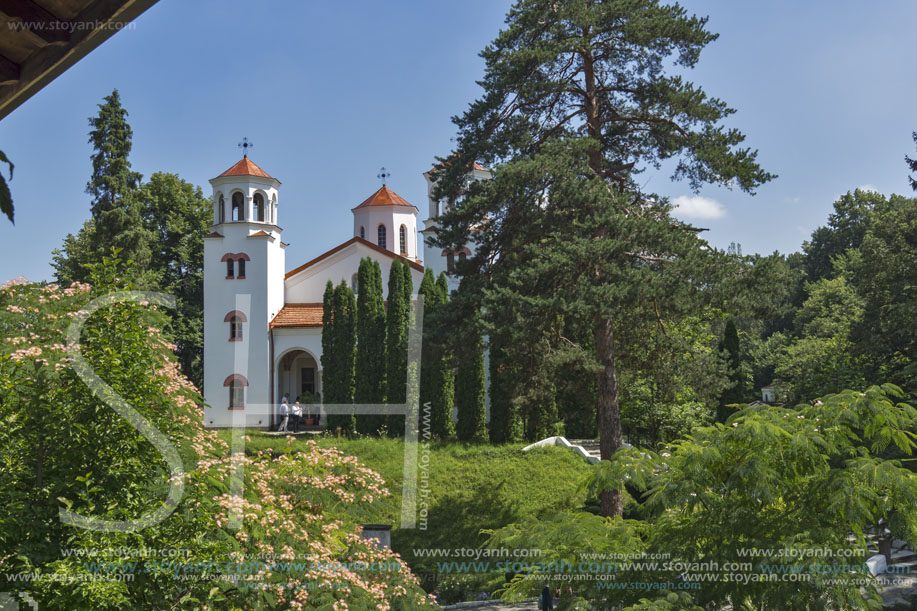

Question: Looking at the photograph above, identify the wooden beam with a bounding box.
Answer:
[0,0,160,122]
[0,0,71,44]
[0,53,20,84]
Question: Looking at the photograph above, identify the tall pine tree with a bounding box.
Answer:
[51,93,210,388]
[355,258,386,434]
[54,89,151,283]
[432,0,773,516]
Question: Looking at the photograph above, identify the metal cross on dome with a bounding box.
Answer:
[238,137,254,158]
[377,167,390,185]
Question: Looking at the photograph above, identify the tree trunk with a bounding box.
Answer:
[595,316,623,517]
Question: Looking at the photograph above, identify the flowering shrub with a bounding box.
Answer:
[0,263,436,610]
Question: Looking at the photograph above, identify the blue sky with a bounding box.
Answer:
[1,0,915,282]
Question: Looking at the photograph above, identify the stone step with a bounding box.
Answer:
[890,549,917,563]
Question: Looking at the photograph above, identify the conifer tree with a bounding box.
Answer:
[432,0,773,516]
[56,89,150,282]
[385,261,408,435]
[433,272,456,437]
[716,316,745,421]
[324,280,356,432]
[402,260,413,317]
[418,269,440,435]
[455,302,487,442]
[488,336,522,443]
[355,258,386,434]
[322,281,341,431]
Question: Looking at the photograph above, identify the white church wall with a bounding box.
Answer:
[284,242,424,303]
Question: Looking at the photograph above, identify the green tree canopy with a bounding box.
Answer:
[431,0,773,516]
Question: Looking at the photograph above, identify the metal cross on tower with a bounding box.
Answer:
[377,167,390,185]
[238,137,254,158]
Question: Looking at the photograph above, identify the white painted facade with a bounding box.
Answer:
[420,165,492,293]
[202,157,425,428]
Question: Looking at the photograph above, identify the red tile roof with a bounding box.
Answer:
[270,303,324,328]
[249,230,271,237]
[218,157,274,179]
[353,185,416,210]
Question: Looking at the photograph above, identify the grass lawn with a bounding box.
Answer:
[216,430,595,600]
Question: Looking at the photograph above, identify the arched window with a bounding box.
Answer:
[224,374,249,409]
[231,192,244,221]
[458,251,467,263]
[351,273,358,293]
[360,226,365,239]
[377,224,387,249]
[254,193,264,222]
[225,310,247,341]
[222,253,250,280]
[446,252,455,273]
[399,224,407,254]
[218,194,225,223]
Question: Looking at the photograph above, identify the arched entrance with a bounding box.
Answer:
[276,348,322,426]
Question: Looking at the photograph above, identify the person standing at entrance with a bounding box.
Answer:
[278,397,290,432]
[291,400,302,433]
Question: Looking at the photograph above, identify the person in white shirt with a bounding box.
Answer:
[278,397,290,432]
[291,400,303,433]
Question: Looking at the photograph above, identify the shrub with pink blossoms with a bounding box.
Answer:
[0,259,437,610]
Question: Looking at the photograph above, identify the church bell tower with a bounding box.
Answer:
[202,152,285,428]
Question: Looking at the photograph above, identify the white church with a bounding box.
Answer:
[201,155,490,428]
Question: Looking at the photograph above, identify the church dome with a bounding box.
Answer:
[216,157,275,180]
[352,185,417,210]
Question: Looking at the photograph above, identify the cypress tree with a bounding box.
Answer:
[323,280,356,432]
[401,261,416,436]
[455,319,487,442]
[717,317,745,422]
[333,280,357,431]
[322,279,335,379]
[355,258,386,434]
[433,272,455,438]
[488,337,521,443]
[402,260,413,318]
[417,269,439,436]
[385,261,408,435]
